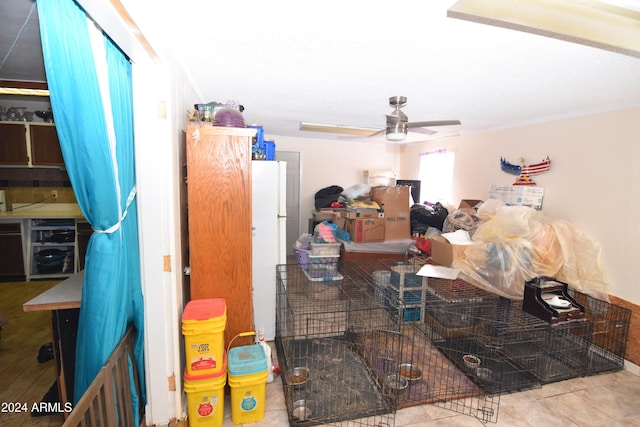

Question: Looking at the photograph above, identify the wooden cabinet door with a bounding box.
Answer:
[30,124,65,166]
[186,125,256,347]
[0,223,25,278]
[0,123,28,165]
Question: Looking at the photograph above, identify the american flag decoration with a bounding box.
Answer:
[500,156,551,186]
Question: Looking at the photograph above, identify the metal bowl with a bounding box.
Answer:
[286,366,310,387]
[385,374,409,392]
[35,110,54,122]
[35,248,67,263]
[292,399,314,420]
[476,368,493,382]
[398,363,422,381]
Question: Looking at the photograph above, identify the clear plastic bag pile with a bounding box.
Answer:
[456,199,610,300]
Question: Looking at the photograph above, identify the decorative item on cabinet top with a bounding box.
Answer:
[189,101,245,125]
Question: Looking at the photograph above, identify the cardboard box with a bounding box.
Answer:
[458,199,483,210]
[429,231,474,267]
[345,217,385,243]
[429,236,467,267]
[488,185,544,210]
[314,209,340,222]
[370,186,410,240]
[340,208,384,219]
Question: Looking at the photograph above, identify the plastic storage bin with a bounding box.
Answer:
[264,140,275,160]
[295,247,310,270]
[228,344,268,424]
[184,353,227,427]
[373,270,391,306]
[182,298,227,376]
[310,242,341,256]
[306,254,340,279]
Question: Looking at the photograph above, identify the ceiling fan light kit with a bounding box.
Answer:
[386,122,407,141]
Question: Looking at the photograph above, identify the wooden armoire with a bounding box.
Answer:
[186,124,257,348]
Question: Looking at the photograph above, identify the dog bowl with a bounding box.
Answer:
[385,374,409,392]
[463,354,481,369]
[292,400,313,420]
[286,367,310,387]
[476,367,493,382]
[398,363,422,381]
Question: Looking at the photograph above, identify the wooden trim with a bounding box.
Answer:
[108,0,160,61]
[609,295,640,366]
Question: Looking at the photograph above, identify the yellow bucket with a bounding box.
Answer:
[228,345,268,424]
[183,353,227,427]
[182,298,227,376]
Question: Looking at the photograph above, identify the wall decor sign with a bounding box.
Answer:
[500,155,551,185]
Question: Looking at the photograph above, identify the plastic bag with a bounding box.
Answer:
[335,227,351,243]
[455,203,610,299]
[442,208,479,234]
[410,202,449,234]
[295,234,313,250]
[314,185,343,209]
[342,183,370,201]
[314,221,338,243]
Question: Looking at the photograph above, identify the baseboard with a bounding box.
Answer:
[624,359,640,376]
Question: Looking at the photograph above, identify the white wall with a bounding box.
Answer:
[273,136,401,236]
[400,106,640,304]
[133,57,205,425]
[122,4,204,426]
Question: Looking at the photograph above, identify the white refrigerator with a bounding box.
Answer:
[252,161,287,340]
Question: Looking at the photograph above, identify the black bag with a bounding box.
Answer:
[314,185,343,209]
[410,202,449,233]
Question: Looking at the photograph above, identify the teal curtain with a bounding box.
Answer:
[37,0,145,420]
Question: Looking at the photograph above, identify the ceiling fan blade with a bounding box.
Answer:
[387,110,408,122]
[410,127,437,135]
[407,119,461,128]
[367,128,386,137]
[299,122,380,136]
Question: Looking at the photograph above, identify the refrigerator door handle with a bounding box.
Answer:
[277,161,287,216]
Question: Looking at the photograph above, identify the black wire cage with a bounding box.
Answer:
[276,257,631,426]
[567,289,631,375]
[275,262,401,426]
[348,258,504,423]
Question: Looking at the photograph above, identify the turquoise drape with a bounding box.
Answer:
[37,0,145,420]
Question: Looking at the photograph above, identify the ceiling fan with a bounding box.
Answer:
[299,96,461,142]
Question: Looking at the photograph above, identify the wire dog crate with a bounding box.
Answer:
[276,263,400,426]
[347,258,503,424]
[465,299,591,385]
[567,289,631,375]
[279,259,631,426]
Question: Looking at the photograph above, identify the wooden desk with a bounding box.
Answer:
[23,270,83,312]
[23,271,83,415]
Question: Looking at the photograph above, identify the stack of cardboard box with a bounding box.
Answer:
[311,186,413,243]
[340,186,411,243]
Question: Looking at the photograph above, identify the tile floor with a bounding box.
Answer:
[215,342,640,427]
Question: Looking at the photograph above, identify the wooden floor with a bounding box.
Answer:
[0,279,65,426]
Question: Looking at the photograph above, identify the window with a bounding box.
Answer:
[418,149,455,204]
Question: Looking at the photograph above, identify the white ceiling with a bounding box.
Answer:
[2,0,640,143]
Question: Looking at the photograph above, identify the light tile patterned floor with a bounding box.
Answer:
[217,342,640,427]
